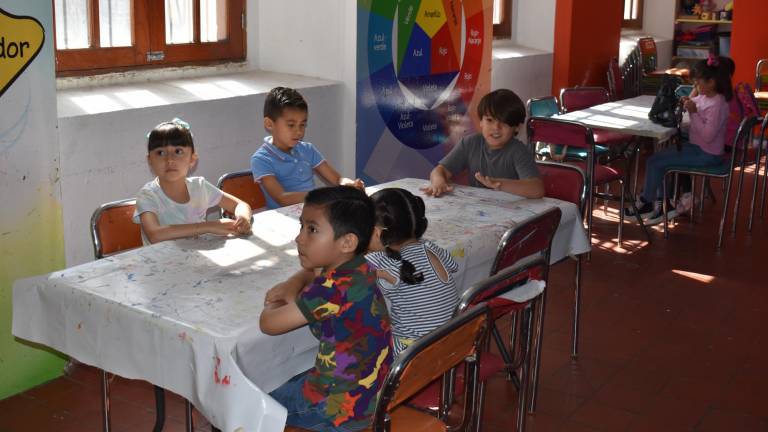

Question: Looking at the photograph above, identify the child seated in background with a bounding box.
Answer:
[422,89,544,199]
[133,118,252,244]
[261,186,392,431]
[366,188,458,355]
[251,87,365,209]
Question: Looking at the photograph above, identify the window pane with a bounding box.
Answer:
[55,0,90,49]
[99,0,132,47]
[493,0,502,25]
[165,0,194,44]
[624,0,631,20]
[631,0,638,19]
[201,0,227,42]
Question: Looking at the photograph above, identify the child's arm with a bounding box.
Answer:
[259,175,309,207]
[474,173,545,199]
[138,212,238,244]
[260,301,308,335]
[314,161,365,189]
[218,192,253,234]
[420,164,455,197]
[265,269,315,304]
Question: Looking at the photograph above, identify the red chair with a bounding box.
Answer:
[217,170,267,217]
[560,86,636,155]
[527,116,651,245]
[409,208,561,432]
[536,161,586,358]
[754,59,768,111]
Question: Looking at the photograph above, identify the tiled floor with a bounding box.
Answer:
[2,169,767,431]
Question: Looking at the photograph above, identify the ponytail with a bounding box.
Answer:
[385,247,424,284]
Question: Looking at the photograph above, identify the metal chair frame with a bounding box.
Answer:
[755,59,768,92]
[90,199,197,432]
[372,303,491,432]
[527,116,652,246]
[663,116,761,249]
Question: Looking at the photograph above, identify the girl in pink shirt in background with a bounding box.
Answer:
[627,56,732,224]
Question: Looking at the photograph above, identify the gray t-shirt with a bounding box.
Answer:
[439,133,539,188]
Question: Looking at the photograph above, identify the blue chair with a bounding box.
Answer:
[663,116,761,248]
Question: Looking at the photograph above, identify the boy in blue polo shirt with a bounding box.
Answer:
[251,87,364,209]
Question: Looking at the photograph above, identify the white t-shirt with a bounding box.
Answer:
[132,176,224,245]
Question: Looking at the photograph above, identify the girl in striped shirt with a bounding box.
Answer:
[366,188,459,355]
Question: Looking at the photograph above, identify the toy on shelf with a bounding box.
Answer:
[681,0,696,15]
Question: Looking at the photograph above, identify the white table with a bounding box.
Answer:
[554,95,681,142]
[12,178,589,432]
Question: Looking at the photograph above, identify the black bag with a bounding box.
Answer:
[648,75,683,128]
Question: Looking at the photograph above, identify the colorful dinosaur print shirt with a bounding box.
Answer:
[295,255,393,428]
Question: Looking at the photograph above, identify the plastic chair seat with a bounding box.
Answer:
[592,129,633,146]
[568,161,623,184]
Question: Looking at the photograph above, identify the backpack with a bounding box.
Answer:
[724,82,760,147]
[649,75,684,128]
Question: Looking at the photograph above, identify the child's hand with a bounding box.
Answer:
[233,214,251,234]
[474,172,502,190]
[683,98,697,113]
[210,218,239,236]
[340,177,366,190]
[420,181,454,197]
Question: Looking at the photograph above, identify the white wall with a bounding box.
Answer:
[57,77,344,266]
[643,0,676,40]
[491,46,553,104]
[257,1,357,176]
[512,0,556,52]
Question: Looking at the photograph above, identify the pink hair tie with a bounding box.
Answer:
[707,54,719,67]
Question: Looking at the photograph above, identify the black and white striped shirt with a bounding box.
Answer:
[366,240,459,348]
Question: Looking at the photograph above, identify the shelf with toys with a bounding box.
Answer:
[673,0,733,67]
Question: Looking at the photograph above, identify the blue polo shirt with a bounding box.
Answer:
[250,136,325,209]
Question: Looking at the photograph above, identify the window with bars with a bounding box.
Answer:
[622,0,644,29]
[53,0,245,75]
[493,0,512,39]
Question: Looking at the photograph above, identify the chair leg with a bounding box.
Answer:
[185,400,194,432]
[690,175,696,224]
[474,380,486,432]
[571,255,582,358]
[700,177,707,214]
[153,386,166,432]
[101,370,111,432]
[761,156,768,218]
[624,181,651,242]
[718,173,735,249]
[663,173,670,239]
[732,140,749,235]
[491,324,517,385]
[519,304,535,432]
[527,288,547,414]
[748,139,764,231]
[618,181,625,245]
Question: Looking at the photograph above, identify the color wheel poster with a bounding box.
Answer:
[357,0,492,183]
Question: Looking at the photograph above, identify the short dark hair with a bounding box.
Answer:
[264,87,308,121]
[477,89,526,128]
[147,121,194,152]
[304,186,375,255]
[691,56,734,101]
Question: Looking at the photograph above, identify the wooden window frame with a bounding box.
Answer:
[622,0,644,29]
[493,0,512,39]
[53,0,245,76]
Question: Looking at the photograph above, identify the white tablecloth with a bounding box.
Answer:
[12,178,589,432]
[554,95,681,142]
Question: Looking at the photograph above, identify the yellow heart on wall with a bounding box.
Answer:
[0,8,45,98]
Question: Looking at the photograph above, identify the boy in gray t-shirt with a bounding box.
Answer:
[422,89,544,199]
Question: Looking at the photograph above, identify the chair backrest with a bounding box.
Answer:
[489,207,562,276]
[527,116,595,152]
[728,116,761,173]
[90,199,142,259]
[216,170,266,216]
[458,255,549,314]
[372,303,490,431]
[536,161,587,215]
[559,87,610,113]
[526,96,560,118]
[755,59,768,92]
[638,37,658,72]
[607,57,624,100]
